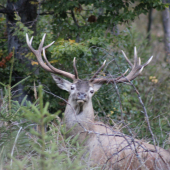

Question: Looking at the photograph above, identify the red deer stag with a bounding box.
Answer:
[26,34,170,169]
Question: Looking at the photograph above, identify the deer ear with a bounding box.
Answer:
[93,83,102,92]
[51,74,72,92]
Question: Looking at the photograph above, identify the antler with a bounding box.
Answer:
[26,34,78,81]
[91,47,153,84]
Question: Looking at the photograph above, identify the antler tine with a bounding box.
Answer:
[134,46,140,67]
[26,33,34,51]
[44,41,55,49]
[142,56,153,67]
[26,33,76,81]
[30,36,33,45]
[39,34,46,49]
[121,50,133,67]
[138,57,141,65]
[115,49,153,83]
[90,60,106,82]
[26,34,57,73]
[91,47,153,84]
[73,58,79,79]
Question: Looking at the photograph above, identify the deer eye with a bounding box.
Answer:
[90,90,94,94]
[71,86,74,90]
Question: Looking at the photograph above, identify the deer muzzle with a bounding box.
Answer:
[77,92,87,103]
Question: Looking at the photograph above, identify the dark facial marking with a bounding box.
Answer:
[90,90,94,94]
[71,86,74,90]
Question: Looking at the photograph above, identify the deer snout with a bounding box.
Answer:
[77,92,87,101]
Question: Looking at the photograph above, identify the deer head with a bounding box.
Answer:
[26,33,152,101]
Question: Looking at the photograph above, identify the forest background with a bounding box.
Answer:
[0,0,170,169]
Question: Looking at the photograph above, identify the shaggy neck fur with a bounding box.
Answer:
[64,96,94,136]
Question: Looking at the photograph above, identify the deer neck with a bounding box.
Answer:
[64,97,94,132]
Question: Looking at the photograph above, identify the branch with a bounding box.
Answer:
[39,11,55,15]
[71,9,80,28]
[0,4,6,9]
[0,9,7,14]
[0,4,7,14]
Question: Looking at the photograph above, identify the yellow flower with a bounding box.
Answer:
[31,61,38,65]
[149,76,153,80]
[50,60,58,64]
[69,39,75,44]
[110,111,114,114]
[149,76,158,84]
[152,79,158,84]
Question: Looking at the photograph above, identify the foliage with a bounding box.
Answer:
[0,83,88,170]
[42,0,165,39]
[0,0,167,111]
[12,13,34,41]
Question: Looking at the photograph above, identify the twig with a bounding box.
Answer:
[71,9,80,28]
[10,127,22,167]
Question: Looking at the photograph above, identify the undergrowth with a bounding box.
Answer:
[0,82,88,170]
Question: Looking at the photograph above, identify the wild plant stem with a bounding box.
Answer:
[8,48,15,155]
[8,48,14,115]
[8,85,11,116]
[39,85,45,170]
[40,120,45,170]
[9,48,14,87]
[10,127,22,167]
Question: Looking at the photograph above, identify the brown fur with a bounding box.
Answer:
[26,34,165,169]
[51,75,170,169]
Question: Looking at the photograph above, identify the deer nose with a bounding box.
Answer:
[77,92,87,100]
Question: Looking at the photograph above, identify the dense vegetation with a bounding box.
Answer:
[0,0,170,169]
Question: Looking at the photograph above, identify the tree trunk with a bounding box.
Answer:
[6,0,37,103]
[147,8,152,42]
[162,2,170,62]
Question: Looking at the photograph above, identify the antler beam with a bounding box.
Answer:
[91,47,153,84]
[26,34,77,81]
